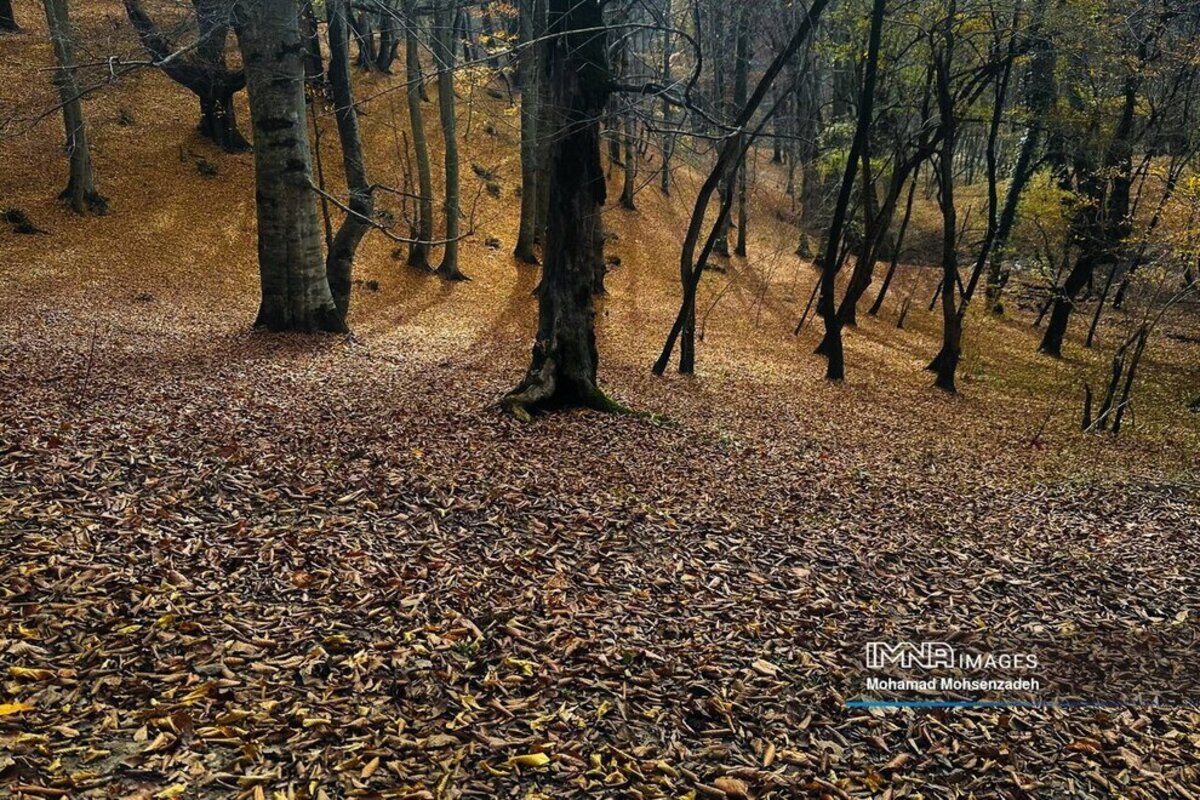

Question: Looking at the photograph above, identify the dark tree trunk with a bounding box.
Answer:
[351,9,378,69]
[985,0,1054,312]
[930,6,960,393]
[238,0,342,332]
[503,0,614,418]
[44,0,106,214]
[816,0,885,381]
[659,0,673,195]
[619,112,636,210]
[375,0,400,72]
[124,0,249,152]
[1040,27,1148,356]
[300,0,325,84]
[654,0,831,375]
[1,0,19,31]
[514,0,540,263]
[403,0,434,270]
[326,0,374,322]
[732,10,749,257]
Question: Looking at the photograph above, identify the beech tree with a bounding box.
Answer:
[503,0,615,418]
[432,0,466,280]
[403,0,435,270]
[237,0,342,332]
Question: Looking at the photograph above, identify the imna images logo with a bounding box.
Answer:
[866,641,954,669]
[865,641,1039,671]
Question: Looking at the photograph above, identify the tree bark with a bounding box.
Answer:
[514,0,540,263]
[403,0,434,270]
[868,166,918,315]
[1040,24,1150,356]
[124,0,250,152]
[44,0,106,214]
[503,0,613,418]
[325,0,374,322]
[433,0,466,280]
[732,10,749,257]
[816,0,885,381]
[2,0,19,32]
[659,0,672,195]
[375,0,400,72]
[237,0,342,332]
[930,5,960,392]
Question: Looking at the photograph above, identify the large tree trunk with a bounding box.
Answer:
[868,167,918,315]
[514,0,540,263]
[403,0,434,270]
[2,0,19,32]
[503,0,613,419]
[433,0,466,280]
[325,0,373,322]
[43,0,106,214]
[237,0,342,332]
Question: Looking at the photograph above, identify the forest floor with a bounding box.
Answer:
[3,4,1200,799]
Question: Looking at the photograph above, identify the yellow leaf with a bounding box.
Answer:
[155,784,188,798]
[507,752,551,769]
[0,701,34,716]
[9,666,54,681]
[481,761,510,777]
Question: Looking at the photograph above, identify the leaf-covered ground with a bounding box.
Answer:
[2,4,1200,798]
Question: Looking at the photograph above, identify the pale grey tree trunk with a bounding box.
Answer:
[43,0,105,214]
[238,0,342,332]
[404,0,434,270]
[433,0,466,279]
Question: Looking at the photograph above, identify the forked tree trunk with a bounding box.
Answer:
[375,0,400,72]
[326,0,374,321]
[654,0,831,375]
[44,0,106,214]
[403,0,434,270]
[514,0,540,263]
[433,0,466,280]
[503,0,614,419]
[124,0,250,152]
[816,0,885,381]
[238,0,342,332]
